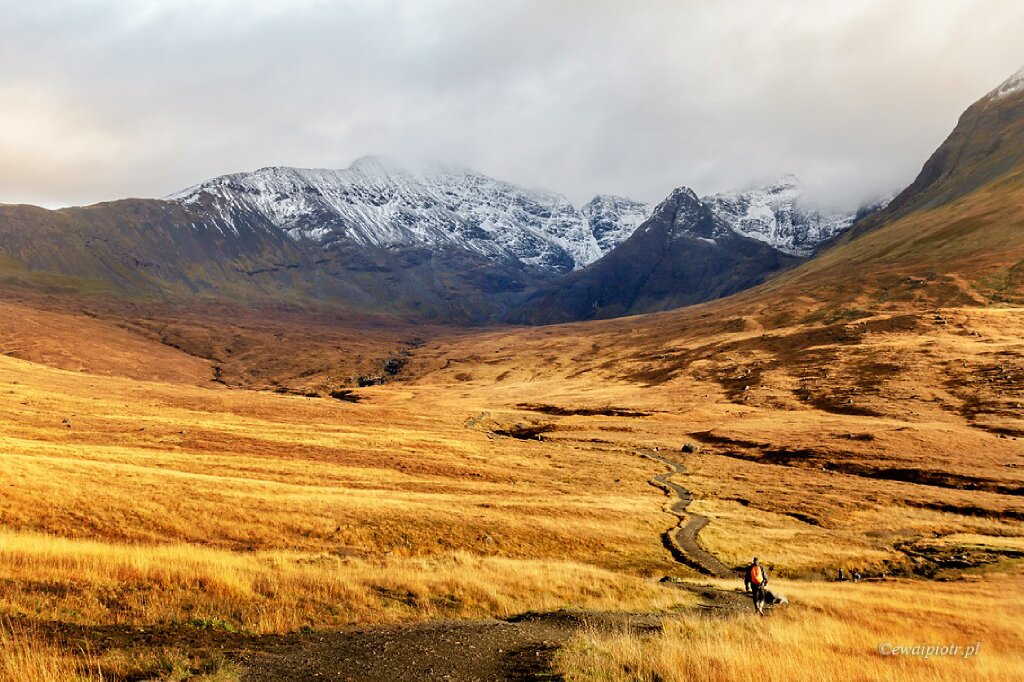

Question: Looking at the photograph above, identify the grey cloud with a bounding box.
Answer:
[0,0,1022,210]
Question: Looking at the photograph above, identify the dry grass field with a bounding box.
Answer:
[0,290,1021,678]
[556,571,1024,681]
[422,302,1023,569]
[0,351,687,629]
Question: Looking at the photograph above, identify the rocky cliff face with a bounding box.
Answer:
[703,176,857,256]
[580,195,652,255]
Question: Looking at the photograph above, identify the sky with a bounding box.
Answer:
[1,0,1022,211]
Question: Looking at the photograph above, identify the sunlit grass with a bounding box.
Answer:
[0,298,1022,676]
[557,573,1024,681]
[0,621,102,682]
[0,529,693,634]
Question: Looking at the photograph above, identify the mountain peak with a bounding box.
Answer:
[760,174,802,199]
[166,159,651,272]
[646,187,717,240]
[770,173,801,189]
[667,186,701,204]
[580,195,651,254]
[348,155,411,176]
[988,66,1024,101]
[583,193,645,208]
[346,155,473,179]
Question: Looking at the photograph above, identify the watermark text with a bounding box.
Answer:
[878,642,981,659]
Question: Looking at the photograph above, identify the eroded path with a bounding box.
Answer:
[645,451,736,579]
[240,611,661,682]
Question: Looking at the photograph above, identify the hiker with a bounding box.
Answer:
[837,567,846,582]
[853,568,862,583]
[744,557,769,615]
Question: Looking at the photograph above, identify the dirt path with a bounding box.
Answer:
[644,451,736,579]
[31,594,744,681]
[239,611,663,682]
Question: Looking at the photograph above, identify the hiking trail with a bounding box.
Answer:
[644,450,736,579]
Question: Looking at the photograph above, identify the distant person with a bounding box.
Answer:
[837,567,846,582]
[744,557,769,615]
[853,568,862,582]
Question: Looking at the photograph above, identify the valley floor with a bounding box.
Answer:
[0,296,1021,680]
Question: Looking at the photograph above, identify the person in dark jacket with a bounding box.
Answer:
[744,557,769,615]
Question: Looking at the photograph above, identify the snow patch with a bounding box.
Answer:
[989,66,1024,101]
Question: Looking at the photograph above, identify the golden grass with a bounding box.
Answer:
[0,529,691,633]
[0,619,240,680]
[412,305,1024,579]
[685,455,1021,576]
[0,351,667,565]
[92,647,239,681]
[1,295,1022,675]
[0,300,211,384]
[556,572,1024,681]
[0,621,102,681]
[0,335,704,640]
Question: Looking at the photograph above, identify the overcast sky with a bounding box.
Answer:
[1,0,1022,210]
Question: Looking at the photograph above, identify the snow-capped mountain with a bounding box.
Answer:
[169,157,650,272]
[516,185,804,324]
[0,153,881,324]
[702,176,857,256]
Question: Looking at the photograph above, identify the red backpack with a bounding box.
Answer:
[749,564,765,585]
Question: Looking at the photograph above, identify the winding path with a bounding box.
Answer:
[644,451,736,579]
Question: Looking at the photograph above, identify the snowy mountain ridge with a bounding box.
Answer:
[169,157,650,272]
[169,157,870,272]
[701,176,860,256]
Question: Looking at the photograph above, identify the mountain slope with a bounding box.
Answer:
[842,67,1024,243]
[0,198,554,321]
[0,156,874,324]
[0,159,656,321]
[769,66,1024,309]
